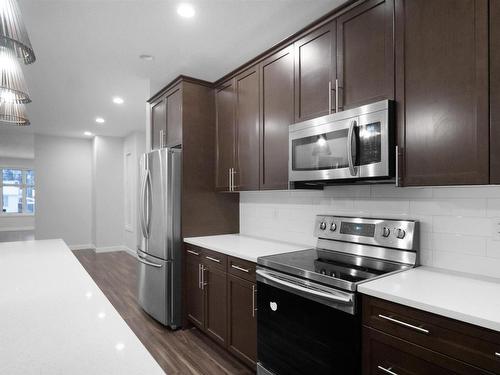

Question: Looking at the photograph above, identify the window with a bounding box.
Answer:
[1,168,35,214]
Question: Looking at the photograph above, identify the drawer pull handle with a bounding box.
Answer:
[378,314,430,335]
[231,264,250,273]
[205,256,221,263]
[495,352,500,358]
[187,250,200,256]
[377,365,398,375]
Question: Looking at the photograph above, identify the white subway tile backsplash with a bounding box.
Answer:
[240,185,500,278]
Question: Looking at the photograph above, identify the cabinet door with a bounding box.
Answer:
[151,98,166,150]
[235,66,260,191]
[215,80,236,191]
[395,0,489,186]
[204,264,227,346]
[491,1,500,183]
[165,85,182,147]
[363,327,491,375]
[227,275,257,367]
[336,0,394,110]
[260,46,294,190]
[185,255,204,329]
[294,21,336,122]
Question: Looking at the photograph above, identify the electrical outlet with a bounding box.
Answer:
[491,218,500,240]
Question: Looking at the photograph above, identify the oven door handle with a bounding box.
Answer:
[256,269,353,304]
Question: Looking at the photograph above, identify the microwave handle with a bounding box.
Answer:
[347,120,357,176]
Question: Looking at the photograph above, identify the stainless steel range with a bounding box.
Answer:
[256,215,419,375]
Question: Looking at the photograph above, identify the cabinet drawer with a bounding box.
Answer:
[185,244,205,260]
[228,256,256,282]
[363,327,493,375]
[202,248,227,271]
[363,296,500,374]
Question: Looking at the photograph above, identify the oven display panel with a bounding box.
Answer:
[340,222,375,237]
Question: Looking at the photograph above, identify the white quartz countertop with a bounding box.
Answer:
[358,266,500,332]
[183,234,310,263]
[0,239,164,375]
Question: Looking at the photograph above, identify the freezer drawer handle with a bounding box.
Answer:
[137,254,163,268]
[205,256,221,263]
[377,365,398,375]
[231,264,250,273]
[378,314,430,335]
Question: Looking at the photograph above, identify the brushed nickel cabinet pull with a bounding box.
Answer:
[205,256,221,263]
[201,265,207,290]
[378,314,430,335]
[495,352,500,358]
[377,365,398,375]
[198,264,202,289]
[187,249,200,256]
[335,78,339,112]
[231,264,250,273]
[252,285,256,318]
[328,81,332,114]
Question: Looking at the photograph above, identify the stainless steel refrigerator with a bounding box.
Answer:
[137,148,182,329]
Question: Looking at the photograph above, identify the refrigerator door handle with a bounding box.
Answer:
[144,169,152,238]
[139,169,148,239]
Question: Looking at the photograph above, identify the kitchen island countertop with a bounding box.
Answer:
[0,239,164,375]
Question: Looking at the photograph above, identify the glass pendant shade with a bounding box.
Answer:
[0,45,29,103]
[0,0,35,64]
[0,100,29,125]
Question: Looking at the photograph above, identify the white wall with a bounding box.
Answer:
[34,134,93,248]
[240,185,500,279]
[93,136,124,251]
[123,131,145,252]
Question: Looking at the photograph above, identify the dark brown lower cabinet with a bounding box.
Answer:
[363,327,492,375]
[185,250,204,329]
[228,275,257,367]
[184,244,257,369]
[362,296,500,375]
[204,264,227,346]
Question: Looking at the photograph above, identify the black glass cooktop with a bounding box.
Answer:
[258,248,406,291]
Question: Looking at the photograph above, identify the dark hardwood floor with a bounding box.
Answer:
[73,249,254,375]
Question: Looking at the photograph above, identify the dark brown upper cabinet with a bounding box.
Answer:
[294,21,336,122]
[235,66,261,191]
[150,83,182,149]
[165,85,182,147]
[491,1,500,184]
[215,79,236,191]
[336,0,394,110]
[395,0,489,186]
[259,46,294,190]
[151,97,166,150]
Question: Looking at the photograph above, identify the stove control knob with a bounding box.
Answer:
[382,227,390,237]
[330,223,337,232]
[396,228,406,239]
[319,221,327,230]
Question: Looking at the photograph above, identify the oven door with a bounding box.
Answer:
[256,269,360,375]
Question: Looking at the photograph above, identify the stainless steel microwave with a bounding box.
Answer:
[289,100,394,184]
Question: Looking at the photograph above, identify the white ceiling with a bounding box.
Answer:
[18,0,346,138]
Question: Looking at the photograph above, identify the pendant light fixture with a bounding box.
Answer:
[0,0,35,126]
[0,45,30,103]
[0,101,29,125]
[0,0,35,64]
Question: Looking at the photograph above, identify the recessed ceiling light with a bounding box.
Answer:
[112,97,124,105]
[139,54,154,61]
[177,3,195,18]
[95,117,105,124]
[84,131,93,136]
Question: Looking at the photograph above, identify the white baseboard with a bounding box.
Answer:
[122,246,136,257]
[69,244,96,251]
[95,245,126,253]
